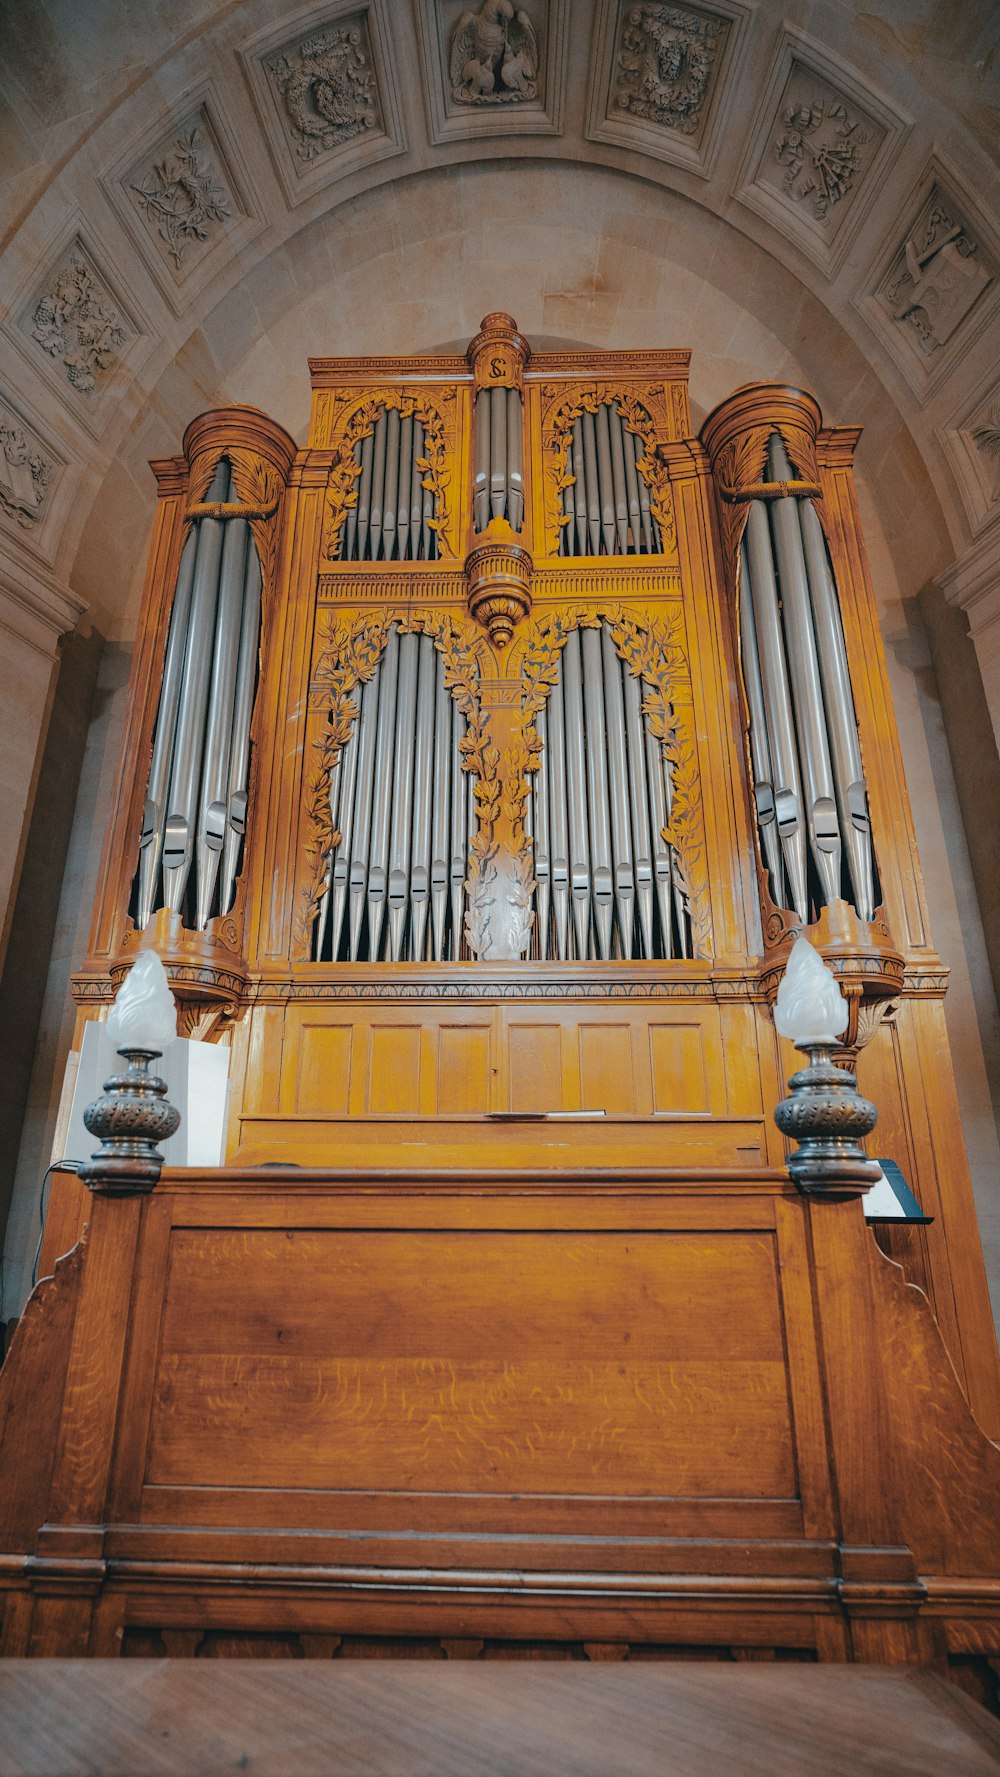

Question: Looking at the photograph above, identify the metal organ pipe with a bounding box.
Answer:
[798,500,875,920]
[472,385,525,533]
[161,462,230,917]
[195,516,249,929]
[315,631,471,963]
[559,405,662,555]
[738,540,786,910]
[341,411,439,561]
[736,431,877,923]
[766,435,841,906]
[526,624,692,961]
[136,527,198,930]
[134,458,265,932]
[744,497,809,920]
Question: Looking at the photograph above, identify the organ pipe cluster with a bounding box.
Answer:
[560,403,661,556]
[313,628,472,962]
[528,625,691,961]
[340,409,438,561]
[473,386,524,532]
[738,435,875,923]
[134,459,262,932]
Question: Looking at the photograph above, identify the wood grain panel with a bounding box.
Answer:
[508,1024,564,1112]
[294,1025,353,1114]
[650,1024,711,1114]
[146,1229,794,1498]
[367,1027,422,1115]
[579,1025,634,1113]
[437,1025,492,1113]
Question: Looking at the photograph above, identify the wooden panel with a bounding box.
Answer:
[579,1024,634,1113]
[146,1228,794,1499]
[507,1024,565,1112]
[650,1024,711,1114]
[294,1025,353,1115]
[367,1026,422,1115]
[437,1024,492,1113]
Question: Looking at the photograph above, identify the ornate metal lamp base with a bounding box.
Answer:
[774,1042,881,1199]
[77,1047,180,1196]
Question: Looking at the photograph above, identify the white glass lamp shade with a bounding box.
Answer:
[105,949,177,1053]
[774,934,848,1047]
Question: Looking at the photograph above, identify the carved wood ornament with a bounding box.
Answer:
[40,326,999,1688]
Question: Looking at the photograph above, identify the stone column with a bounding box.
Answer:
[0,539,86,975]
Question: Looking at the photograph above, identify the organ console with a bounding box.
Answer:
[1,316,998,1675]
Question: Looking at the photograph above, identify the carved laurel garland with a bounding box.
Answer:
[297,607,493,954]
[513,601,711,958]
[320,388,457,562]
[538,382,679,563]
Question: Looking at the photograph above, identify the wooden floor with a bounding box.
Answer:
[1,1662,998,1776]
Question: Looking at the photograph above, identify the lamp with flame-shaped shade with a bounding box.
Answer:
[78,950,181,1195]
[773,936,881,1198]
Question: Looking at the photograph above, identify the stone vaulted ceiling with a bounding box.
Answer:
[0,0,998,640]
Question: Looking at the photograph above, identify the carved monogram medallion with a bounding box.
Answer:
[266,16,381,160]
[613,4,723,134]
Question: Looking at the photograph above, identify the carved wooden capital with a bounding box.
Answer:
[465,518,533,648]
[467,312,531,393]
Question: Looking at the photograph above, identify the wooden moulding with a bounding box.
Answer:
[0,1166,998,1661]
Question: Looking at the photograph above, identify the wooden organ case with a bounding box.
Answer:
[2,316,999,1677]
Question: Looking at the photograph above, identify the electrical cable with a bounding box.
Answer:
[31,1159,86,1288]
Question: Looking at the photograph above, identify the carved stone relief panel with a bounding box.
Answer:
[0,393,61,535]
[735,29,909,275]
[858,160,999,401]
[102,90,265,313]
[415,0,567,143]
[240,0,404,207]
[587,0,749,175]
[7,224,150,435]
[940,371,1000,536]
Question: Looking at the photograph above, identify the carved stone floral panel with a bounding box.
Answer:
[241,2,403,205]
[735,30,909,275]
[23,240,136,402]
[127,117,236,272]
[587,0,747,176]
[0,395,59,533]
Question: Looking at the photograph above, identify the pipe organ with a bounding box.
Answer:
[5,316,999,1671]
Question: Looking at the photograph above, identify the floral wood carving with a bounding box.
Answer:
[514,601,710,957]
[266,19,380,161]
[321,388,456,561]
[449,2,540,105]
[614,5,722,134]
[30,246,131,397]
[298,609,494,955]
[130,128,232,268]
[539,382,679,561]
